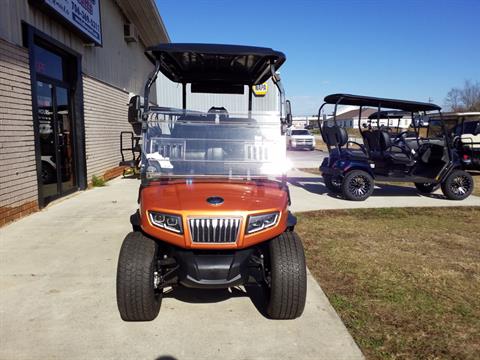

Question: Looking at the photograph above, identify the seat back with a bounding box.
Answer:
[322,123,348,148]
[207,107,229,122]
[362,130,381,153]
[377,130,392,152]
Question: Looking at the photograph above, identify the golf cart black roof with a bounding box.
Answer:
[368,110,411,119]
[324,94,441,112]
[146,43,286,86]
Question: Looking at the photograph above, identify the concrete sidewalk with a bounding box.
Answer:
[288,169,480,212]
[0,178,363,360]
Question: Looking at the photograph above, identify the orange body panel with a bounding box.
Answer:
[140,180,289,249]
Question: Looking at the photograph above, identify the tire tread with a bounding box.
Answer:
[116,231,161,321]
[267,231,307,319]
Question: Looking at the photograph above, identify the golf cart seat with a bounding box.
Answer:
[377,130,414,165]
[207,107,229,122]
[323,124,368,160]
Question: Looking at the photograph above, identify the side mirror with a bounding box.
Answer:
[285,100,293,126]
[128,95,142,124]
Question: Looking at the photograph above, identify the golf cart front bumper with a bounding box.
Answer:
[292,143,314,150]
[173,247,257,289]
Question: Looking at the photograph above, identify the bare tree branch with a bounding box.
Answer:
[444,80,480,112]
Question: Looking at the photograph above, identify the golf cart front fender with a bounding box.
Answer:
[320,158,374,178]
[343,160,375,177]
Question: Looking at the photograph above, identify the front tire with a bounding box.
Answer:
[414,182,440,194]
[323,174,342,193]
[116,231,162,321]
[266,232,307,320]
[341,170,374,201]
[441,170,474,200]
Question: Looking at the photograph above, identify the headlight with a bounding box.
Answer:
[247,212,279,234]
[149,211,183,233]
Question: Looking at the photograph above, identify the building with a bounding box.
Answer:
[0,0,169,226]
[156,72,280,113]
[328,108,412,129]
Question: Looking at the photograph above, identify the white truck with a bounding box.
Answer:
[286,129,316,150]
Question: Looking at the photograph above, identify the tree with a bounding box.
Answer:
[444,80,480,112]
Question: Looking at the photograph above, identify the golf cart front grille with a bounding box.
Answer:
[296,139,313,145]
[188,217,241,243]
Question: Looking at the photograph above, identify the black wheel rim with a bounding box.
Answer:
[349,175,370,198]
[450,175,472,196]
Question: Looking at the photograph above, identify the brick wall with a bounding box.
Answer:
[0,39,39,226]
[83,75,133,182]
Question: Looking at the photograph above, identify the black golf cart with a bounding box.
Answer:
[318,94,474,201]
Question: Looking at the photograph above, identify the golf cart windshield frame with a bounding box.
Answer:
[316,93,447,154]
[139,44,289,184]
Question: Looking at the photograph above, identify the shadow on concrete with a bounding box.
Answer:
[288,176,449,199]
[163,286,246,303]
[163,284,270,319]
[154,356,178,360]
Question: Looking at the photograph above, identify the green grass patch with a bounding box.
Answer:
[297,207,480,360]
[91,175,106,187]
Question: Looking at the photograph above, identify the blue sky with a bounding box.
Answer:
[157,0,480,115]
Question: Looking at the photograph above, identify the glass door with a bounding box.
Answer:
[55,86,76,194]
[36,81,76,203]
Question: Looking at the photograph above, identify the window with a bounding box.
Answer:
[34,44,64,81]
[291,130,310,135]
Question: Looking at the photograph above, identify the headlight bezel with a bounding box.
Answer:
[149,211,183,234]
[246,212,280,234]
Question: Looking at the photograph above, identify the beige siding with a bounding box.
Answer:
[0,38,38,218]
[0,0,156,96]
[83,75,131,180]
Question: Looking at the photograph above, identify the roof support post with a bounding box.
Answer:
[182,83,186,110]
[270,64,285,122]
[143,60,161,118]
[248,86,253,115]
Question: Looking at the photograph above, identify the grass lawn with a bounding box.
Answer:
[296,207,480,360]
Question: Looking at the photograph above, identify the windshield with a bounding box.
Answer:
[142,108,288,179]
[291,130,310,135]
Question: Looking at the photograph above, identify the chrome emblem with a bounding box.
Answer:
[207,196,224,206]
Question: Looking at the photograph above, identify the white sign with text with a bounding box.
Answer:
[44,0,102,45]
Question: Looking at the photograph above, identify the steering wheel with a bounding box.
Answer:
[392,131,411,147]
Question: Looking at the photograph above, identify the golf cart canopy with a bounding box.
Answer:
[429,112,480,119]
[324,94,441,112]
[146,43,286,86]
